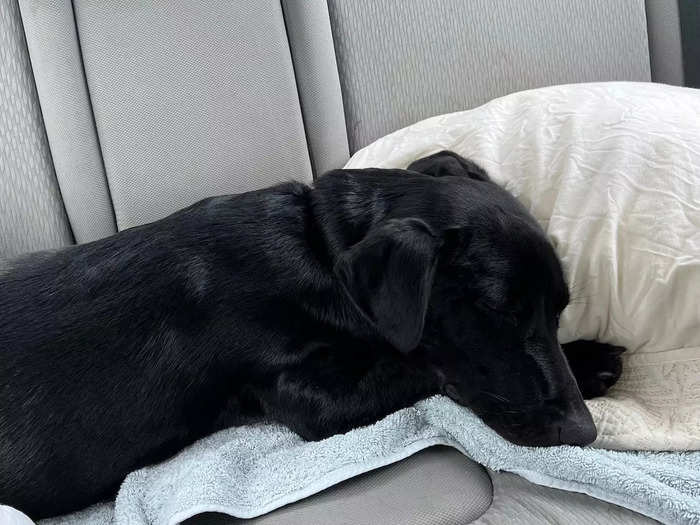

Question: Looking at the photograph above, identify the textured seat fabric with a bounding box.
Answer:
[0,0,72,258]
[326,0,651,152]
[184,447,493,525]
[474,471,657,524]
[71,0,313,230]
[281,0,350,177]
[18,0,117,244]
[19,0,315,232]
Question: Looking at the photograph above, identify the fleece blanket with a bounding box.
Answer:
[347,81,700,452]
[42,397,700,525]
[36,83,700,524]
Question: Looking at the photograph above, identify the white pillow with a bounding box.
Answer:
[345,82,700,451]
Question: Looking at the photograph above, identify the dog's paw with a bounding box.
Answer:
[562,340,625,399]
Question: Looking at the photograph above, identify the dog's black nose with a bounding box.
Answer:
[557,411,597,446]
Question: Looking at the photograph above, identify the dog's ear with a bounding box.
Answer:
[407,151,490,182]
[334,218,442,353]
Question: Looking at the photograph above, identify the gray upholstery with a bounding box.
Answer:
[327,0,652,152]
[475,471,657,524]
[71,0,313,230]
[645,0,685,85]
[0,0,73,258]
[18,0,117,244]
[184,447,494,525]
[281,0,350,176]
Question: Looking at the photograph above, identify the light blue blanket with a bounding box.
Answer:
[42,396,700,525]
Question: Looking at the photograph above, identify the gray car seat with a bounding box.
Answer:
[1,0,687,522]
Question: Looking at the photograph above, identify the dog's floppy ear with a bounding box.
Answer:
[334,218,442,353]
[407,150,490,182]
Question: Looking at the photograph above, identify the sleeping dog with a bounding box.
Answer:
[0,151,623,518]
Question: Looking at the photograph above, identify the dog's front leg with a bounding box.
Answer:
[262,345,436,441]
[562,340,625,399]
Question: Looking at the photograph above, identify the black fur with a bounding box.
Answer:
[0,151,622,518]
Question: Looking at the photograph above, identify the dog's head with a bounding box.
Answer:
[317,151,595,447]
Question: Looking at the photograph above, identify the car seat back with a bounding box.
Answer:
[1,0,685,257]
[324,0,652,152]
[0,1,73,257]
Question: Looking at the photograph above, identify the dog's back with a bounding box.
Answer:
[0,181,319,516]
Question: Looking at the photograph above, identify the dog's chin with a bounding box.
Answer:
[488,424,568,447]
[478,412,598,448]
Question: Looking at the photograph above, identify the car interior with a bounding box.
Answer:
[1,1,698,523]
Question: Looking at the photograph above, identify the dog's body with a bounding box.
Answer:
[0,152,622,518]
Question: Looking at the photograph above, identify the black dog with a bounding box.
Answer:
[0,151,623,518]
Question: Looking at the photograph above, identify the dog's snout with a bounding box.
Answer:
[557,409,597,446]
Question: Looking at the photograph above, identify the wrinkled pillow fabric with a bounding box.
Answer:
[345,82,700,451]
